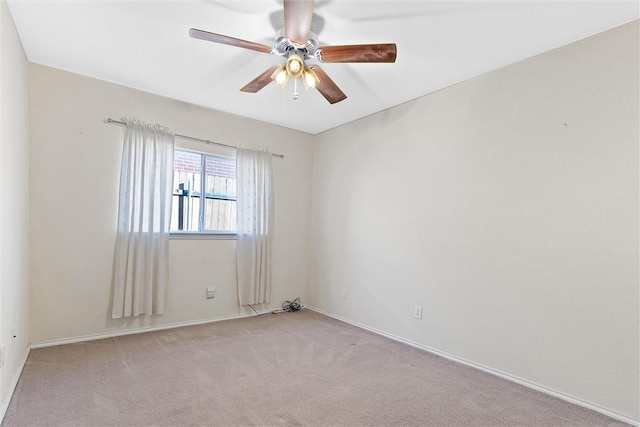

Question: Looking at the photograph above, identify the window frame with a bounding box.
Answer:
[169,147,237,239]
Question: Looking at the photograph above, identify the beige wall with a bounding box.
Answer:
[309,21,639,420]
[0,0,30,415]
[12,13,640,424]
[28,64,313,343]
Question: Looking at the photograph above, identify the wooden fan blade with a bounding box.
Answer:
[189,28,272,54]
[317,44,397,63]
[284,0,314,45]
[310,66,347,104]
[240,66,278,93]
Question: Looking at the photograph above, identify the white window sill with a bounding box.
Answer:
[169,232,237,240]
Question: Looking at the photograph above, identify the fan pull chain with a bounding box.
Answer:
[292,78,299,100]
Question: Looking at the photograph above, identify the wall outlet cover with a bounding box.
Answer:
[414,305,423,319]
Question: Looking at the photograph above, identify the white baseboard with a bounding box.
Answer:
[0,345,30,423]
[31,311,264,349]
[20,306,640,426]
[3,308,278,423]
[306,306,639,427]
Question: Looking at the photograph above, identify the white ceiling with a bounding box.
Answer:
[7,1,639,134]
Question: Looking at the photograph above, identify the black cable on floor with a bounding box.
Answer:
[281,297,302,312]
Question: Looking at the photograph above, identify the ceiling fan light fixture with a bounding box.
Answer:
[271,65,289,88]
[302,67,319,91]
[286,54,304,79]
[189,0,396,105]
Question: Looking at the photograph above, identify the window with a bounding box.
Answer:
[171,149,237,233]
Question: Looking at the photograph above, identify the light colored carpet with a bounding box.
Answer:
[2,309,628,426]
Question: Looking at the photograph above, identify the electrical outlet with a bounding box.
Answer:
[414,305,423,320]
[342,288,348,299]
[206,287,215,299]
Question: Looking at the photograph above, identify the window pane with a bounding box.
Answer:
[204,154,236,231]
[204,198,236,231]
[171,193,200,231]
[171,150,202,231]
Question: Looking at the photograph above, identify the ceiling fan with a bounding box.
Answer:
[189,0,397,104]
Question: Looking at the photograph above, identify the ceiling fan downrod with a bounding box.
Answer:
[189,0,396,104]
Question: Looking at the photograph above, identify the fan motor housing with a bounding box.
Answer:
[274,32,318,60]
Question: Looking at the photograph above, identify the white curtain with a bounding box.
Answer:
[112,119,175,319]
[236,147,274,306]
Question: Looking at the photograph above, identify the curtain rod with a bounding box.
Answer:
[105,118,284,159]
